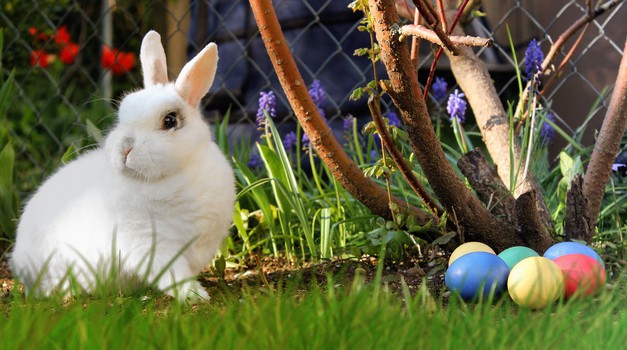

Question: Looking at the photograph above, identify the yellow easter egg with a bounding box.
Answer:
[507,257,564,309]
[448,242,496,266]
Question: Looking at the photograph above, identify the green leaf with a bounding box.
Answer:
[431,231,457,246]
[559,151,574,176]
[61,144,78,164]
[0,142,17,236]
[349,87,364,101]
[215,106,231,155]
[85,119,104,144]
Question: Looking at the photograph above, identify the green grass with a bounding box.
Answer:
[2,272,625,349]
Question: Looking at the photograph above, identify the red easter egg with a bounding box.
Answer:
[553,254,606,299]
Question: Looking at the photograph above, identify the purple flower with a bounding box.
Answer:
[370,149,378,163]
[283,131,297,150]
[247,152,262,169]
[302,132,310,148]
[343,114,355,132]
[524,39,544,82]
[612,163,626,172]
[309,79,326,119]
[256,90,276,126]
[432,77,448,103]
[446,89,467,123]
[541,113,556,144]
[387,112,401,127]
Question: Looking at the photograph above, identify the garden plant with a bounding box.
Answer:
[0,0,626,348]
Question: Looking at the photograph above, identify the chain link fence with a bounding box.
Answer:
[1,0,625,188]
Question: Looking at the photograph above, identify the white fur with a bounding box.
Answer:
[10,31,235,301]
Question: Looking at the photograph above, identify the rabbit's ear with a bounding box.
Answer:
[140,30,169,87]
[174,42,218,107]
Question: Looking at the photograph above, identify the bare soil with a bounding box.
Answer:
[0,253,448,302]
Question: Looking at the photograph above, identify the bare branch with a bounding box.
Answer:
[367,95,444,217]
[400,24,493,48]
[583,37,627,226]
[411,0,460,55]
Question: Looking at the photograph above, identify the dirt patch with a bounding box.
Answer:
[0,252,448,301]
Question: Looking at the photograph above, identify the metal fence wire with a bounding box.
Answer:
[1,0,625,183]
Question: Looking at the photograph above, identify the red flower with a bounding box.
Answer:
[59,42,79,65]
[30,49,54,68]
[54,26,71,45]
[101,45,136,75]
[28,27,49,41]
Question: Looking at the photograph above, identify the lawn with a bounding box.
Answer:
[1,260,625,350]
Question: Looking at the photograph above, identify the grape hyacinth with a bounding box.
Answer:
[247,152,262,169]
[256,90,276,126]
[308,79,326,119]
[343,114,355,132]
[370,149,378,163]
[387,112,401,127]
[524,38,544,82]
[432,77,448,103]
[302,132,310,149]
[283,131,297,150]
[541,112,556,144]
[446,89,467,123]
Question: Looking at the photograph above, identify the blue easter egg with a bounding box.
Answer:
[543,242,604,269]
[445,252,510,301]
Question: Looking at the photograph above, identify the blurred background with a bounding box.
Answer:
[0,0,625,184]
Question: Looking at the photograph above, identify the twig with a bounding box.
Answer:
[436,0,448,32]
[367,94,444,217]
[411,0,460,55]
[583,37,627,227]
[423,0,471,100]
[460,0,482,24]
[248,0,438,229]
[410,8,421,71]
[400,25,493,47]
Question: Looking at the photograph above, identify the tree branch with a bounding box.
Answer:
[248,0,437,230]
[367,95,443,216]
[400,25,492,48]
[583,37,627,226]
[369,0,525,252]
[411,0,460,55]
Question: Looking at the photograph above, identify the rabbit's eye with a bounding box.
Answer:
[162,111,179,130]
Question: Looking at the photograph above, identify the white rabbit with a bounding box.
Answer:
[10,31,235,301]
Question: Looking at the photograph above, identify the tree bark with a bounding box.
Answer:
[565,175,594,243]
[457,148,516,225]
[583,37,627,226]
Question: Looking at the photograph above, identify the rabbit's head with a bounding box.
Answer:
[105,31,218,181]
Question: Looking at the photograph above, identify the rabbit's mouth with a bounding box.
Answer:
[121,165,164,182]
